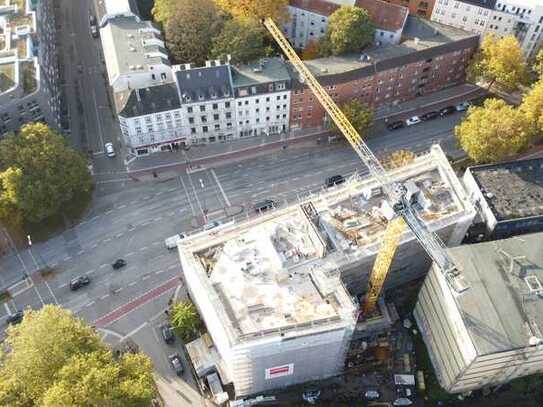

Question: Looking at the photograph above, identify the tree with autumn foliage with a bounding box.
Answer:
[468,34,528,91]
[384,149,416,170]
[213,0,289,22]
[302,40,320,60]
[328,99,373,137]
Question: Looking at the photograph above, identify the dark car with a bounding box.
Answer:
[254,199,276,213]
[168,353,184,376]
[161,324,175,344]
[70,275,90,291]
[325,175,345,188]
[387,120,405,131]
[420,111,439,121]
[7,310,24,325]
[112,259,127,270]
[439,106,456,117]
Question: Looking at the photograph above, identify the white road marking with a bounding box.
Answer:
[118,204,127,209]
[155,269,165,275]
[77,250,84,255]
[113,287,123,293]
[167,264,177,270]
[128,281,137,287]
[126,252,136,257]
[86,300,95,307]
[86,269,96,275]
[44,280,59,305]
[115,233,123,238]
[142,274,151,281]
[63,256,72,261]
[103,238,112,243]
[120,322,149,341]
[100,294,109,300]
[154,217,162,222]
[211,168,231,207]
[4,303,12,315]
[179,175,196,216]
[100,264,108,268]
[152,241,160,246]
[139,246,147,251]
[105,209,113,214]
[58,282,68,289]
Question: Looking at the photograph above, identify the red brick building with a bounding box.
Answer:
[381,0,436,19]
[289,17,479,129]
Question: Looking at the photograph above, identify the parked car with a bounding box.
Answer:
[325,174,345,188]
[70,275,90,291]
[161,324,175,344]
[439,106,456,117]
[302,388,321,404]
[364,390,381,400]
[397,387,413,398]
[387,120,405,131]
[164,233,187,250]
[105,142,115,158]
[420,111,439,121]
[254,199,276,213]
[7,310,24,325]
[89,14,98,38]
[168,353,184,376]
[455,101,470,111]
[405,116,421,126]
[203,220,221,231]
[393,397,413,406]
[112,259,127,270]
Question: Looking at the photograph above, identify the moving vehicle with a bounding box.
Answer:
[455,101,470,111]
[161,324,175,344]
[164,233,187,249]
[105,142,115,157]
[439,106,456,117]
[420,111,439,121]
[302,388,321,404]
[405,116,421,126]
[7,310,24,325]
[89,14,98,38]
[325,174,345,188]
[387,120,405,131]
[364,390,381,400]
[168,353,184,376]
[254,199,276,213]
[112,259,127,270]
[70,275,90,291]
[203,220,221,231]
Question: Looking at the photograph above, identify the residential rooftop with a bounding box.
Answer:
[178,146,472,343]
[355,0,408,32]
[173,62,234,103]
[468,158,543,222]
[446,232,543,354]
[231,57,291,88]
[97,0,140,26]
[115,83,181,117]
[289,0,341,16]
[301,17,478,80]
[100,17,169,81]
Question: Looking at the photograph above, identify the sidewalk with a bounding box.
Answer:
[127,83,486,178]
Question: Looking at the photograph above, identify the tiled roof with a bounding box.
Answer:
[355,0,408,32]
[289,0,340,16]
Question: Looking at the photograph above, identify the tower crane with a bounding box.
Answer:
[263,18,468,314]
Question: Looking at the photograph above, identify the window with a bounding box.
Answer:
[187,107,192,114]
[244,100,249,105]
[266,116,270,121]
[266,97,270,102]
[213,114,219,120]
[214,124,220,130]
[225,102,231,108]
[255,98,260,104]
[256,108,260,113]
[276,82,286,90]
[200,105,205,112]
[283,94,287,99]
[212,103,218,110]
[191,128,196,134]
[201,116,207,122]
[227,122,232,128]
[202,126,208,133]
[189,117,194,124]
[238,101,242,107]
[226,112,232,119]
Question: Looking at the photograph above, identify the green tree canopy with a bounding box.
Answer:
[151,0,175,25]
[169,301,202,342]
[213,0,288,22]
[211,18,266,64]
[0,123,91,223]
[328,99,373,137]
[468,34,528,91]
[532,48,543,79]
[454,98,531,163]
[163,0,224,65]
[320,6,374,56]
[0,305,156,407]
[520,79,543,136]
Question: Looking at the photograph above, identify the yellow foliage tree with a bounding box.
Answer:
[302,40,320,60]
[468,34,528,91]
[455,98,531,163]
[384,149,416,170]
[213,0,289,22]
[520,79,543,137]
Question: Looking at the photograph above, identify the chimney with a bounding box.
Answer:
[215,59,221,66]
[205,60,212,67]
[184,63,191,70]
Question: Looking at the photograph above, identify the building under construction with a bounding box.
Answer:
[178,145,476,397]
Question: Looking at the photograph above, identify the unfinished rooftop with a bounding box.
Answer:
[178,146,474,343]
[468,158,543,221]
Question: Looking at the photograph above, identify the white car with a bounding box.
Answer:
[393,397,413,406]
[105,142,115,158]
[405,116,421,126]
[364,390,381,400]
[455,101,470,111]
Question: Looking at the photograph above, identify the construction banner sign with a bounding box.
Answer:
[265,364,294,379]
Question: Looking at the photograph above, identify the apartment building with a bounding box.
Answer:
[284,0,409,49]
[431,0,543,57]
[415,232,543,393]
[96,0,141,27]
[289,16,479,129]
[0,0,61,136]
[232,58,292,138]
[178,145,475,397]
[100,16,172,92]
[382,0,436,18]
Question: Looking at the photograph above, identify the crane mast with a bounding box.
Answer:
[263,18,468,312]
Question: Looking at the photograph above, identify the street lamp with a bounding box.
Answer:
[199,178,208,223]
[27,235,40,272]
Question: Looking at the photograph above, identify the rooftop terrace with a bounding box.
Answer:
[469,158,543,221]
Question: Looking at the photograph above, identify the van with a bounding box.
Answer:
[325,175,345,188]
[254,199,276,213]
[164,233,186,249]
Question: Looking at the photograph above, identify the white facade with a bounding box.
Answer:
[431,0,543,57]
[235,90,290,138]
[285,6,330,49]
[181,98,236,145]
